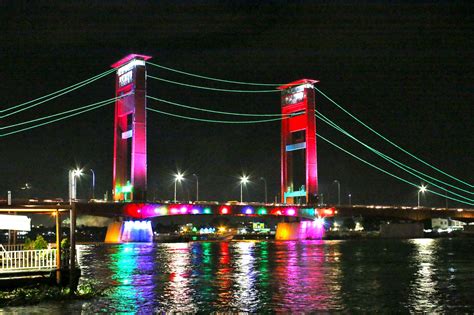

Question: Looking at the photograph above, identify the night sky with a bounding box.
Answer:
[1,2,473,208]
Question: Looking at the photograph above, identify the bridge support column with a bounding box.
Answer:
[275,221,324,240]
[105,220,153,243]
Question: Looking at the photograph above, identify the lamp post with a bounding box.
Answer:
[90,169,95,200]
[260,177,267,204]
[68,168,83,204]
[174,173,184,202]
[348,193,352,206]
[333,180,341,205]
[193,174,199,202]
[240,175,249,203]
[418,184,427,207]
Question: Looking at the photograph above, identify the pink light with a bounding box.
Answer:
[111,54,152,68]
[170,207,179,215]
[180,206,187,214]
[286,208,296,216]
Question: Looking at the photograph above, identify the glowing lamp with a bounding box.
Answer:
[137,209,141,213]
[315,217,325,227]
[286,208,296,216]
[257,207,267,215]
[243,207,253,215]
[170,207,179,215]
[192,208,200,215]
[220,206,229,215]
[180,206,188,214]
[203,207,212,214]
[322,208,334,216]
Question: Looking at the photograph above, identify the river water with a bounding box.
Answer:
[3,238,474,313]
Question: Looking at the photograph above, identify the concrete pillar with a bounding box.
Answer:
[275,221,325,240]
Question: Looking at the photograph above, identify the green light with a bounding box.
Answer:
[147,75,278,93]
[318,134,474,206]
[203,208,212,214]
[314,86,474,189]
[257,207,267,215]
[122,182,133,193]
[1,97,120,131]
[317,111,474,201]
[146,61,282,86]
[146,106,285,124]
[1,68,115,119]
[0,100,111,138]
[146,95,285,117]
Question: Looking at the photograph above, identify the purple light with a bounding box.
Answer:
[286,208,296,216]
[192,208,200,214]
[243,207,253,215]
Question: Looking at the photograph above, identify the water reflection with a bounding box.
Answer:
[5,239,474,313]
[408,238,440,312]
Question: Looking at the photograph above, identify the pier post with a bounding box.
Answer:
[69,203,77,290]
[55,210,61,284]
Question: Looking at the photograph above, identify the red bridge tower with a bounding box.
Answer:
[111,54,151,201]
[279,79,319,205]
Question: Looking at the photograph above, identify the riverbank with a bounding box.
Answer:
[0,280,109,307]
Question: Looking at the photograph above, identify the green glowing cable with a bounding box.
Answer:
[146,95,286,117]
[0,68,116,117]
[146,75,279,93]
[146,106,285,124]
[146,61,282,86]
[317,112,474,201]
[0,101,111,138]
[0,97,123,130]
[314,86,473,188]
[317,134,474,206]
[145,104,471,205]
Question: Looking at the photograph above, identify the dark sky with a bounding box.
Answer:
[1,1,473,207]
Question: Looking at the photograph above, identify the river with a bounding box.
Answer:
[3,238,474,313]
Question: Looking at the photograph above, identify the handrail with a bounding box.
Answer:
[0,248,57,272]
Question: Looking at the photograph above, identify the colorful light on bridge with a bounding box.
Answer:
[242,206,254,215]
[286,208,296,216]
[257,207,267,215]
[220,206,230,215]
[203,207,212,214]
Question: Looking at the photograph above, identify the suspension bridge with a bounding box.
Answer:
[1,53,473,244]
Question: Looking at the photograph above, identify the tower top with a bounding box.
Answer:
[278,79,319,91]
[111,54,152,69]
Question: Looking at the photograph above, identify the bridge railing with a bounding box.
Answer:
[0,244,25,252]
[0,249,57,272]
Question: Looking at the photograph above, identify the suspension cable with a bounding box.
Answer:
[317,112,473,201]
[147,75,279,93]
[146,61,282,86]
[0,100,113,138]
[146,95,286,117]
[317,134,474,206]
[1,95,129,131]
[146,106,285,124]
[0,68,115,118]
[314,86,473,188]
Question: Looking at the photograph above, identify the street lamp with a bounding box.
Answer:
[174,172,184,202]
[260,177,267,204]
[90,169,96,200]
[348,193,352,206]
[193,174,199,202]
[240,175,249,203]
[333,180,341,205]
[418,184,427,207]
[68,168,83,204]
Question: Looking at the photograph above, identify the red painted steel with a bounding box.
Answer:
[112,54,151,201]
[279,79,319,204]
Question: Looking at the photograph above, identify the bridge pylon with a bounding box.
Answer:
[111,54,152,202]
[279,79,319,205]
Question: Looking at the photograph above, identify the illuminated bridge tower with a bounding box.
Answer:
[279,79,319,205]
[111,54,152,201]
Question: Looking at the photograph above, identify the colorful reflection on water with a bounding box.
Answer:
[4,238,474,313]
